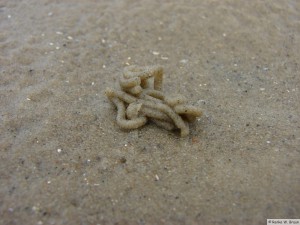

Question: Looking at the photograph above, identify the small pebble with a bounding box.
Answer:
[180,59,188,64]
[32,206,38,211]
[57,148,62,153]
[155,174,160,181]
[152,51,160,55]
[67,36,73,40]
[8,15,12,19]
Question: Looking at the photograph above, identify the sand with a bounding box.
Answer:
[0,0,299,224]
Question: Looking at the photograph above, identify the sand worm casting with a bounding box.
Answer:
[105,65,202,137]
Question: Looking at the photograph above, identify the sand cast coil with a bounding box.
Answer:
[105,65,202,137]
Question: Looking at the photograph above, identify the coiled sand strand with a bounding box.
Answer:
[105,65,202,137]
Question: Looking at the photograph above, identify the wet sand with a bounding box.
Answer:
[0,1,299,224]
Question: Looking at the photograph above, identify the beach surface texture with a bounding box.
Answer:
[0,1,299,224]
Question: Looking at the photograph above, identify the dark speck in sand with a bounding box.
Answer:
[119,157,127,164]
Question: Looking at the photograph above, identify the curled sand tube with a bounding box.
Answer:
[105,65,202,137]
[110,97,147,129]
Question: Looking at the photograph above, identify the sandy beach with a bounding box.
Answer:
[0,0,299,224]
